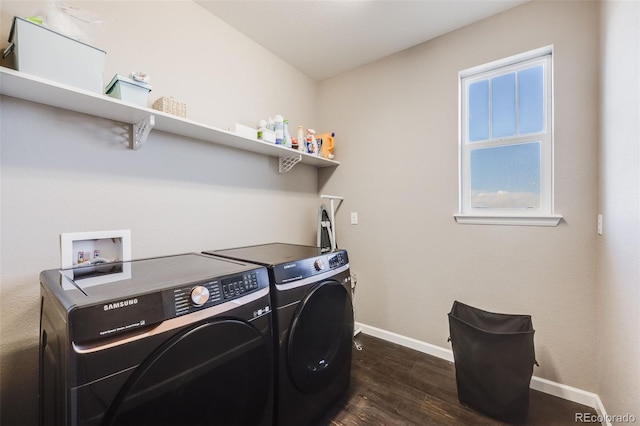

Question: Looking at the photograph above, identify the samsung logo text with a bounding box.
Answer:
[104,298,138,311]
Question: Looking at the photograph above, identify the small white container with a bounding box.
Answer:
[257,128,276,143]
[234,123,258,139]
[7,16,106,93]
[105,74,152,106]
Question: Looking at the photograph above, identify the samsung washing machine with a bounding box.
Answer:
[39,253,273,426]
[204,243,353,426]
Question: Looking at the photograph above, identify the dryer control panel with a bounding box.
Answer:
[273,249,349,284]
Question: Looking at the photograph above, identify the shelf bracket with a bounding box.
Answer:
[130,115,155,150]
[278,154,302,173]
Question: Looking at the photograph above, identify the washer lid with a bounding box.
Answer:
[40,253,271,344]
[59,253,256,296]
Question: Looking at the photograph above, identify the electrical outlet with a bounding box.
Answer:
[597,214,603,235]
[350,212,358,225]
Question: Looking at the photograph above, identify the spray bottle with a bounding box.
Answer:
[306,129,319,155]
[274,115,284,145]
[283,119,292,147]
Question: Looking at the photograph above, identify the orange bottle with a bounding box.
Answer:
[316,132,335,159]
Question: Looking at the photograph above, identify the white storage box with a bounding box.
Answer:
[105,74,152,106]
[235,123,258,139]
[7,16,106,93]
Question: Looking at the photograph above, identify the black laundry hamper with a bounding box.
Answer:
[448,301,537,425]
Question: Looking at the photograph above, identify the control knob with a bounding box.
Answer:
[190,285,210,307]
[313,259,324,271]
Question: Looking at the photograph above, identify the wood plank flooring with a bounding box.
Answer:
[319,333,597,425]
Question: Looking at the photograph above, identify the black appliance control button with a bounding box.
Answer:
[190,285,210,307]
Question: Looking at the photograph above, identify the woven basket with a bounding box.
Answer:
[152,96,186,118]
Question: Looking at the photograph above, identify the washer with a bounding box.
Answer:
[204,243,353,426]
[39,253,273,426]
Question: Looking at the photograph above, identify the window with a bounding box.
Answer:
[455,46,561,226]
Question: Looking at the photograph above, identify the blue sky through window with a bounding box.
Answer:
[492,72,516,138]
[518,66,544,134]
[468,64,544,141]
[460,51,552,217]
[465,63,545,208]
[470,142,541,208]
[468,80,489,141]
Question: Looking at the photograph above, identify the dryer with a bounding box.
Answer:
[39,253,273,426]
[204,243,353,426]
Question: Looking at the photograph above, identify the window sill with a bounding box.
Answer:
[453,214,563,227]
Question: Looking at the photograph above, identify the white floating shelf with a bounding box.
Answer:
[0,67,340,169]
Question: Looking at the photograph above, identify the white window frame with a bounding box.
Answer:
[454,46,562,226]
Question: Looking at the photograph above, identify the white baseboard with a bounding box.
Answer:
[357,322,454,362]
[355,322,607,422]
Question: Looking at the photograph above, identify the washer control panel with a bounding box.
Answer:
[170,270,264,316]
[221,273,260,299]
[56,254,270,344]
[189,285,211,306]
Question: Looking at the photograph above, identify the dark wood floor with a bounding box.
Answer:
[319,333,597,425]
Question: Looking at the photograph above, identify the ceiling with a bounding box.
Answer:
[196,0,530,81]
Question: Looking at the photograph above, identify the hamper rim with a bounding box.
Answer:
[449,301,535,335]
[450,300,533,320]
[448,313,535,336]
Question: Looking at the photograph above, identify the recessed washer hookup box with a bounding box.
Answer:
[7,16,106,93]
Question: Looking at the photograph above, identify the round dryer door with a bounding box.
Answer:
[287,280,354,394]
[104,319,271,426]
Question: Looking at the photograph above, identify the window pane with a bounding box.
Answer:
[491,73,516,138]
[518,65,544,134]
[470,142,541,209]
[468,80,489,142]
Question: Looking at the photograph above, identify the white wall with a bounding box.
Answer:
[598,0,640,419]
[0,2,320,424]
[318,0,600,392]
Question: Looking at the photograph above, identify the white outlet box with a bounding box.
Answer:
[61,229,131,268]
[351,212,358,225]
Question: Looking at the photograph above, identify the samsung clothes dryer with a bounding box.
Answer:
[39,253,273,426]
[204,243,353,426]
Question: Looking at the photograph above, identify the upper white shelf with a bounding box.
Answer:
[0,67,339,169]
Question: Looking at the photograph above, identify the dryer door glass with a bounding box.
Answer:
[287,281,354,394]
[104,320,271,426]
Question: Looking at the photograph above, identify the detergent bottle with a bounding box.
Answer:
[305,129,319,155]
[316,132,335,159]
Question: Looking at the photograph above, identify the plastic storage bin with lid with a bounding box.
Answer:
[105,74,152,106]
[6,16,106,93]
